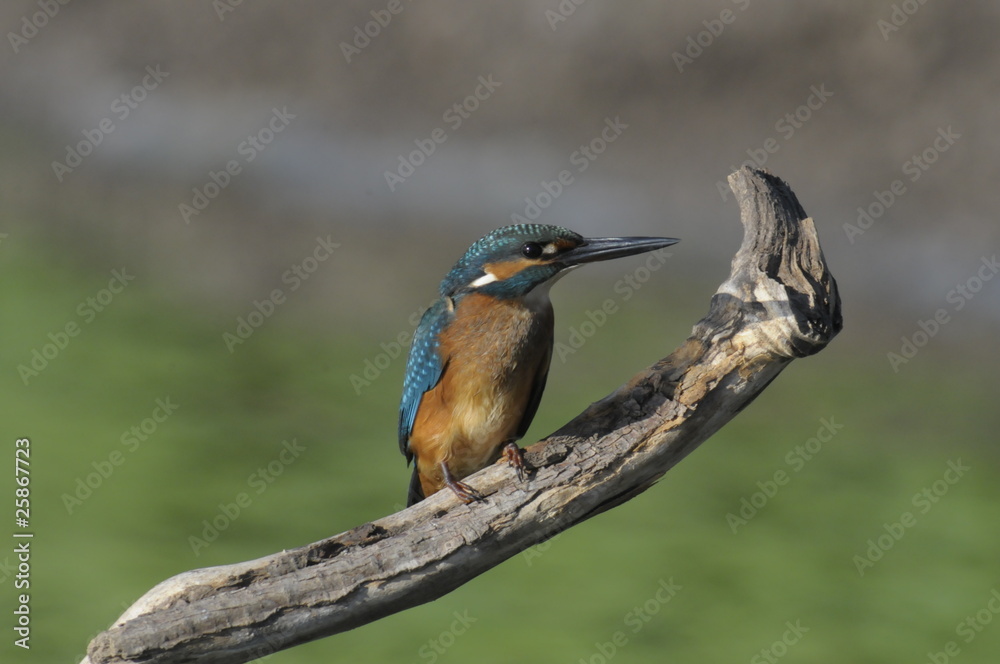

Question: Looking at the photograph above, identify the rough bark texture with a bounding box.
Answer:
[84,167,841,664]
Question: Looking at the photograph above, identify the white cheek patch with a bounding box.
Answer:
[469,271,499,288]
[542,243,558,256]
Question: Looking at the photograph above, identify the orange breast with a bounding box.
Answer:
[408,293,553,495]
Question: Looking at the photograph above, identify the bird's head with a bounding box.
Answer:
[439,224,679,299]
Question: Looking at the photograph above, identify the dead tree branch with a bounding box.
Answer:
[84,167,841,664]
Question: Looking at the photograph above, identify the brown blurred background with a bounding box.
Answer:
[3,1,997,320]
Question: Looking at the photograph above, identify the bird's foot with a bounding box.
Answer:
[444,477,485,504]
[501,442,528,482]
[440,463,484,504]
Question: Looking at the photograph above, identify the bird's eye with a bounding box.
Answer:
[521,242,544,259]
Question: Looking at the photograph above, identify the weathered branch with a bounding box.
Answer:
[84,167,841,664]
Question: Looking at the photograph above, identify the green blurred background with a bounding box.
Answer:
[1,2,998,663]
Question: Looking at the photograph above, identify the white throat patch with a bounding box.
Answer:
[469,271,499,288]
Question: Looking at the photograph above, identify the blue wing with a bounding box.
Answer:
[398,297,454,463]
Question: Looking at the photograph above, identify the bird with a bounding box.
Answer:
[398,224,679,506]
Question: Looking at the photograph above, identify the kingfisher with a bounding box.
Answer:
[399,224,679,506]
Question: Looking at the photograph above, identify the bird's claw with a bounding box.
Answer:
[445,478,485,504]
[501,442,528,482]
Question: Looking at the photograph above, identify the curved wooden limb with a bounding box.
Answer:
[84,167,841,664]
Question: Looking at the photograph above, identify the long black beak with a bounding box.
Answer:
[559,236,680,266]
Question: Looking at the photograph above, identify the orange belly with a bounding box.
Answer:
[408,293,552,498]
